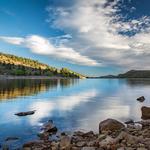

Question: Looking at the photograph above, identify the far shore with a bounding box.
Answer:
[0,75,86,80]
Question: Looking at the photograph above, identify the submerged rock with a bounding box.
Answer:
[15,110,36,116]
[42,120,57,134]
[5,137,19,141]
[141,106,150,120]
[99,119,125,133]
[137,96,145,102]
[124,119,134,125]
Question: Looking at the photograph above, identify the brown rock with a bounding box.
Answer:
[141,106,150,120]
[99,119,125,133]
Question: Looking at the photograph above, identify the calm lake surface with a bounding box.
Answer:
[0,78,150,149]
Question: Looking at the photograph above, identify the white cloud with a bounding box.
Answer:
[1,0,150,70]
[0,35,100,66]
[0,36,24,45]
[45,0,150,70]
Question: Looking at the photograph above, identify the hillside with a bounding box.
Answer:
[0,53,85,78]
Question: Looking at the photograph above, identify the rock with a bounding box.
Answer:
[99,119,125,133]
[141,106,150,120]
[42,120,57,134]
[15,110,36,116]
[23,140,51,149]
[72,147,81,150]
[99,136,115,147]
[81,147,96,150]
[98,134,107,141]
[83,131,94,137]
[117,147,125,150]
[60,135,71,150]
[124,119,134,125]
[5,136,19,141]
[51,141,59,150]
[37,132,49,140]
[76,141,86,147]
[136,120,150,127]
[2,144,9,150]
[127,124,142,130]
[137,96,145,102]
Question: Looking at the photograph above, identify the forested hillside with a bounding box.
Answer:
[0,53,85,78]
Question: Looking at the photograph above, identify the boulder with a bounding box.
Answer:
[99,119,125,133]
[141,106,150,120]
[137,96,145,102]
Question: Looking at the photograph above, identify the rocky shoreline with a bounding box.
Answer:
[22,106,150,150]
[22,119,150,150]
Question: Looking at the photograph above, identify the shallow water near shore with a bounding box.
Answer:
[0,78,150,149]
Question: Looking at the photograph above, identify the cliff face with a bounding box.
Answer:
[0,53,85,78]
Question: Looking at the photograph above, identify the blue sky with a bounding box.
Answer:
[0,0,150,76]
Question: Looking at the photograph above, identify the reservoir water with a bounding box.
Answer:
[0,78,150,149]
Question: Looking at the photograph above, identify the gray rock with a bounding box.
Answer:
[99,136,115,147]
[81,147,96,150]
[99,119,125,133]
[76,141,86,147]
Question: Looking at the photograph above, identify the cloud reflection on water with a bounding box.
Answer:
[29,89,98,125]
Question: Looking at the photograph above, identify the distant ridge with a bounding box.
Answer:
[99,70,150,78]
[0,52,85,78]
[118,70,150,78]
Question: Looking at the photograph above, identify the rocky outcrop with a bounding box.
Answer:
[99,118,125,133]
[141,106,150,120]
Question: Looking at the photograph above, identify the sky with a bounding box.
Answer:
[0,0,150,76]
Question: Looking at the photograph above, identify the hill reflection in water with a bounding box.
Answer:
[0,79,79,100]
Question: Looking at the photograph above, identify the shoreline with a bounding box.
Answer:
[0,75,85,80]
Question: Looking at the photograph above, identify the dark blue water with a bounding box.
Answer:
[0,78,150,149]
